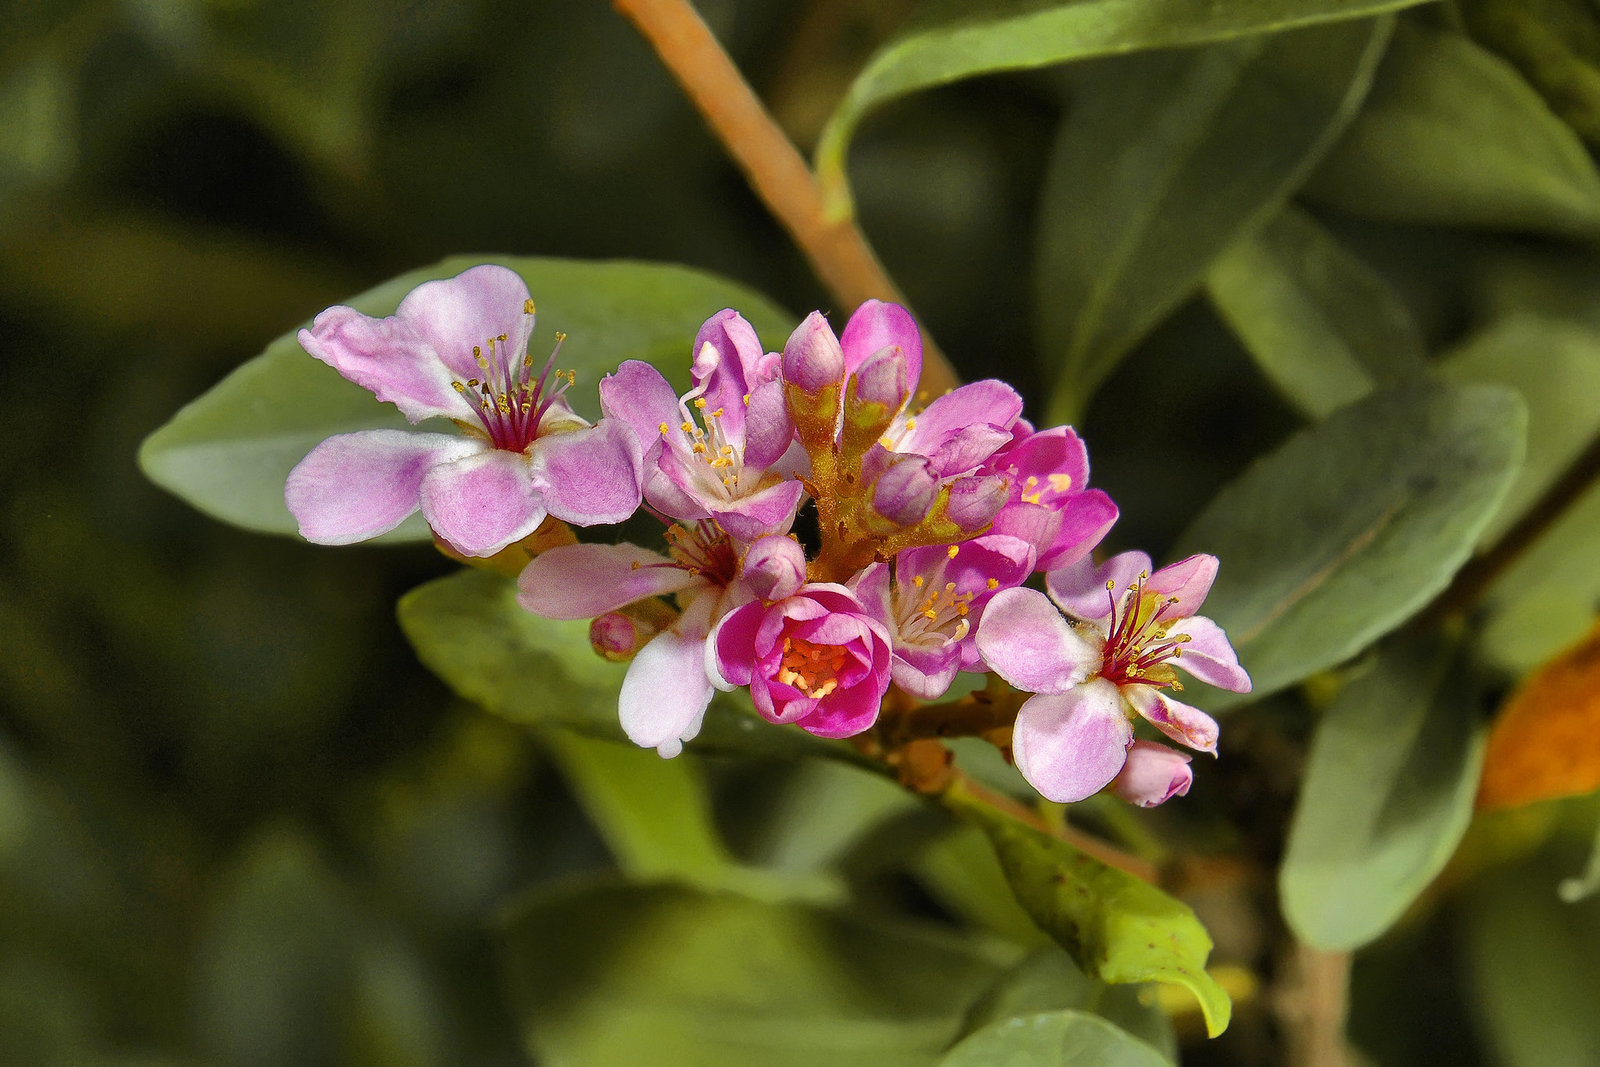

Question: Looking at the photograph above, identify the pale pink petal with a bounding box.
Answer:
[900,380,1023,468]
[298,309,469,423]
[1171,615,1252,693]
[839,299,922,385]
[711,478,804,541]
[395,264,535,383]
[1125,685,1220,755]
[528,420,643,527]
[973,588,1100,694]
[1146,554,1219,619]
[1036,489,1120,572]
[599,360,681,448]
[619,629,714,757]
[286,430,481,544]
[517,543,702,620]
[742,534,808,602]
[781,312,845,393]
[741,379,797,471]
[890,645,962,700]
[1110,741,1193,807]
[1012,680,1134,803]
[1047,550,1153,624]
[419,449,547,557]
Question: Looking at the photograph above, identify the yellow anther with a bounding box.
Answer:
[923,608,939,621]
[694,398,707,409]
[911,575,925,588]
[947,545,960,559]
[524,298,537,315]
[497,333,508,342]
[658,422,670,436]
[554,331,567,343]
[712,408,724,418]
[1106,579,1116,590]
[452,381,467,392]
[1048,473,1073,493]
[742,393,751,406]
[986,578,999,590]
[906,418,917,430]
[720,445,734,455]
[681,421,694,433]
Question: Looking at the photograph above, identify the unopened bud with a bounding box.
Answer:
[842,348,910,455]
[1110,741,1193,807]
[590,611,657,662]
[943,473,1009,533]
[869,455,938,531]
[741,534,807,601]
[781,312,845,393]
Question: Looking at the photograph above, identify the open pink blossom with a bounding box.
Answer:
[851,534,1034,699]
[600,311,805,541]
[974,551,1250,804]
[518,520,755,757]
[710,584,892,738]
[286,265,642,557]
[985,424,1119,572]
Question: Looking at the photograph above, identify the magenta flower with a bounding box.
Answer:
[985,424,1119,572]
[599,310,805,541]
[285,265,643,557]
[518,520,755,757]
[851,534,1034,699]
[974,550,1250,804]
[710,585,893,738]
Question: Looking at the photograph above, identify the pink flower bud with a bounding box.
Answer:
[590,611,655,662]
[871,456,939,528]
[850,348,911,412]
[943,473,1009,532]
[1110,741,1193,807]
[742,534,807,601]
[781,312,845,394]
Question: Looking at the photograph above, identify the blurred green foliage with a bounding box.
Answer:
[9,0,1600,1064]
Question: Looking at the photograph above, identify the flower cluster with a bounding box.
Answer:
[289,265,1250,806]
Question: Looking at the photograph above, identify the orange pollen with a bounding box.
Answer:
[777,637,849,699]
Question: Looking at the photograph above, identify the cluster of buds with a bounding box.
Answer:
[287,266,1250,807]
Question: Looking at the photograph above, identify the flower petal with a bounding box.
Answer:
[839,299,922,385]
[286,430,480,544]
[710,601,765,688]
[1171,615,1253,693]
[740,379,797,471]
[1125,685,1220,755]
[1110,741,1193,808]
[1012,680,1134,803]
[1146,554,1219,619]
[528,420,644,526]
[890,646,962,700]
[973,588,1100,694]
[395,264,535,384]
[298,308,469,423]
[599,360,680,446]
[900,380,1023,470]
[1046,550,1153,624]
[710,478,804,541]
[419,449,547,557]
[1036,489,1120,572]
[517,543,702,620]
[619,629,714,757]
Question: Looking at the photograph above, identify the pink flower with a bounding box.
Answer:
[285,265,643,557]
[851,535,1034,699]
[599,310,806,541]
[1110,741,1194,808]
[974,551,1250,804]
[710,585,893,738]
[518,521,753,757]
[985,424,1119,572]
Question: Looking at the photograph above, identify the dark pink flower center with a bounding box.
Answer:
[662,521,738,587]
[1100,572,1191,689]
[451,316,572,452]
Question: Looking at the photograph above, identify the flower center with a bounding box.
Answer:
[662,521,738,587]
[891,544,1001,646]
[778,637,849,698]
[658,380,746,500]
[450,302,573,453]
[1099,571,1191,688]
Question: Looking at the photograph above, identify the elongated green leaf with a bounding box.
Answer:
[813,0,1433,216]
[945,781,1231,1037]
[396,569,869,765]
[940,1009,1169,1067]
[1036,18,1390,419]
[1305,22,1600,236]
[1280,639,1486,949]
[538,732,732,884]
[1207,205,1427,419]
[500,878,1013,1067]
[138,256,793,540]
[1172,381,1525,706]
[960,948,1176,1061]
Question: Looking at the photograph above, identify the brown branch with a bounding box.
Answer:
[611,0,959,396]
[1275,943,1352,1067]
[1417,427,1600,628]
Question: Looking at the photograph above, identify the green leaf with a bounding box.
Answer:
[1172,381,1525,707]
[395,569,870,765]
[138,256,794,540]
[1036,18,1391,419]
[944,781,1231,1037]
[499,877,1013,1067]
[959,948,1177,1061]
[538,732,733,885]
[1304,21,1600,237]
[1207,205,1427,420]
[1280,639,1487,950]
[939,1009,1170,1067]
[1460,847,1600,1067]
[813,0,1434,217]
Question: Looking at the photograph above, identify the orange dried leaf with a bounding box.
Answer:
[1478,621,1600,812]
